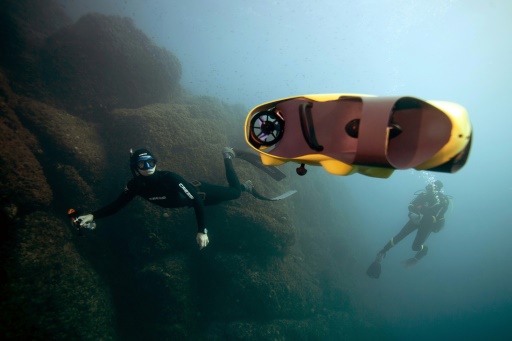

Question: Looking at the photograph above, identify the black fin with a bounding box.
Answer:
[248,188,297,201]
[366,261,382,279]
[234,149,286,181]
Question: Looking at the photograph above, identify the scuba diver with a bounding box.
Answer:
[73,147,254,250]
[366,180,450,278]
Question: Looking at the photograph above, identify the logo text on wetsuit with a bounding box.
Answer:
[149,196,166,201]
[179,183,194,199]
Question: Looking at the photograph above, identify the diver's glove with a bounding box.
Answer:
[408,212,422,225]
[77,214,96,229]
[196,232,209,250]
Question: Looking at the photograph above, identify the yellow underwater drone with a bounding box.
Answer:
[244,94,472,178]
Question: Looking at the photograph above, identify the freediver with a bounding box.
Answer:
[73,147,254,249]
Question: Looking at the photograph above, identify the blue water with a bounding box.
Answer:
[60,1,512,339]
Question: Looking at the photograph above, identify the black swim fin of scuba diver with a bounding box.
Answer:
[233,149,286,181]
[366,260,382,279]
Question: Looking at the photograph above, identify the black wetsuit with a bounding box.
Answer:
[93,158,241,233]
[380,190,449,259]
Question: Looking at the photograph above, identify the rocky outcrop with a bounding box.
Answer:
[0,2,374,340]
[0,0,70,98]
[41,13,182,116]
[0,212,116,340]
[0,71,53,212]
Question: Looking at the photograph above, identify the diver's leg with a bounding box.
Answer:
[401,225,432,267]
[412,225,430,251]
[379,220,418,256]
[200,181,241,206]
[411,225,431,259]
[367,220,417,278]
[412,245,428,261]
[222,147,241,190]
[224,158,241,191]
[200,149,242,205]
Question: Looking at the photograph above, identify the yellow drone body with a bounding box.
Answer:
[244,93,471,178]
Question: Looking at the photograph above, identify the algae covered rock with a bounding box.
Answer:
[5,95,108,210]
[0,99,53,211]
[0,212,116,340]
[41,13,182,114]
[14,98,108,183]
[0,0,70,97]
[0,1,372,338]
[195,252,322,320]
[128,255,198,340]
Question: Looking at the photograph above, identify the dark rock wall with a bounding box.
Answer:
[0,1,376,340]
[41,13,182,116]
[0,0,70,98]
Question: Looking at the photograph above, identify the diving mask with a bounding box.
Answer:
[135,156,157,170]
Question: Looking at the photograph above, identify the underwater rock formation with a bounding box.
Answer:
[0,105,52,211]
[0,0,70,98]
[0,1,374,340]
[40,13,182,116]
